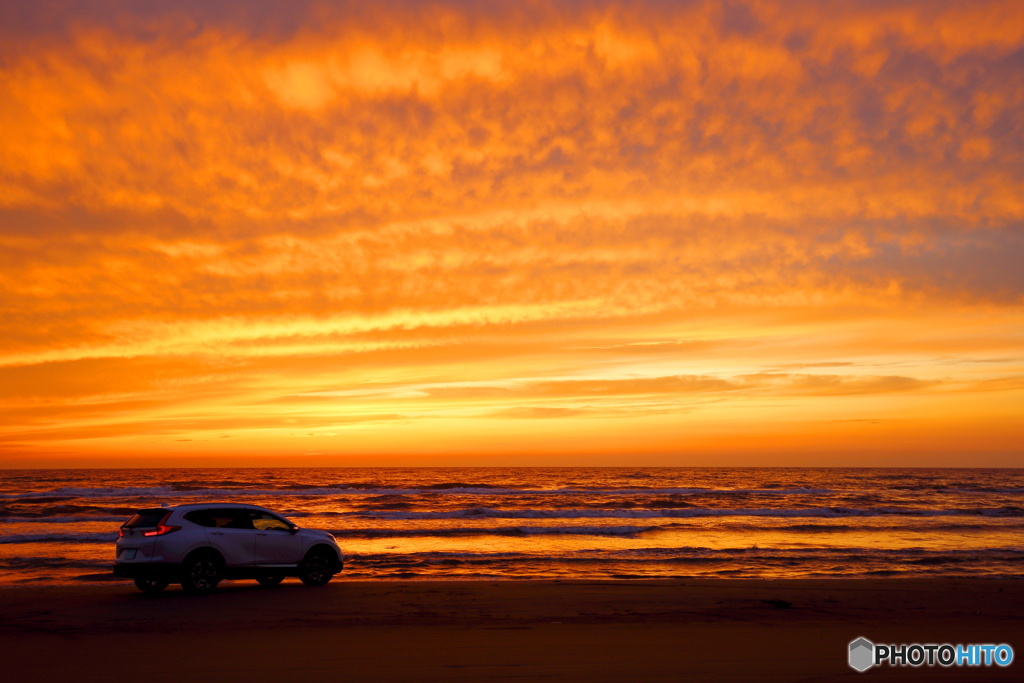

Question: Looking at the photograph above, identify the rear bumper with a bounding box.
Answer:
[113,562,178,579]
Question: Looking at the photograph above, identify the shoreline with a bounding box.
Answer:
[4,570,1023,589]
[4,577,1021,681]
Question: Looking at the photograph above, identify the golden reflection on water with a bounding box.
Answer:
[2,467,1022,582]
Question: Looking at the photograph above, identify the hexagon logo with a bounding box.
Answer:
[849,637,875,672]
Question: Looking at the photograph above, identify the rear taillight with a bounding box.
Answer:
[138,511,178,537]
[118,527,125,538]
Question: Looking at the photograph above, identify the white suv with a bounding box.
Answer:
[113,503,344,594]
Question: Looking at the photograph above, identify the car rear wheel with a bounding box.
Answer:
[299,548,335,586]
[181,553,221,594]
[133,576,169,594]
[256,573,284,587]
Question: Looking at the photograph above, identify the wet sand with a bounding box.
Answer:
[2,578,1021,681]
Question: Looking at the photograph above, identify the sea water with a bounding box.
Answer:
[1,467,1022,585]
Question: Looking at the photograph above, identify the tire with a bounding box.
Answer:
[133,576,169,594]
[298,548,335,587]
[180,553,222,595]
[256,573,284,587]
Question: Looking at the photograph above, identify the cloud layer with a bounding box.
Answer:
[1,1,1022,464]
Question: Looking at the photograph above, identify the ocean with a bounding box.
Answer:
[1,467,1022,586]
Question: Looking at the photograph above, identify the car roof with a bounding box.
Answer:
[158,503,277,512]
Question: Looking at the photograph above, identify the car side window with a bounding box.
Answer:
[205,511,233,528]
[251,512,291,532]
[225,509,255,529]
[183,510,215,527]
[203,508,254,530]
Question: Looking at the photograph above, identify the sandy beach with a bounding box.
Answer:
[2,578,1020,681]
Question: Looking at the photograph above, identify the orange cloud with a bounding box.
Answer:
[1,1,1022,465]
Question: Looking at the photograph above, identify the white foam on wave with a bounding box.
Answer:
[0,486,346,499]
[0,515,127,524]
[347,545,1024,560]
[329,524,659,538]
[355,506,973,520]
[0,532,116,544]
[0,485,836,499]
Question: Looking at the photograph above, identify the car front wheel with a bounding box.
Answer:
[298,548,335,587]
[133,576,169,594]
[181,554,221,594]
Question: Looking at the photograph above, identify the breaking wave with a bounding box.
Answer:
[0,484,837,499]
[355,505,1024,520]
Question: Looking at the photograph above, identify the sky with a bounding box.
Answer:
[1,0,1022,467]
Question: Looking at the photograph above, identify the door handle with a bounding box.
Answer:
[210,531,224,535]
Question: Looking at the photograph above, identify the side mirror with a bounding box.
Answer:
[289,526,299,534]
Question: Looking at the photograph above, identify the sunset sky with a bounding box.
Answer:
[1,0,1022,467]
